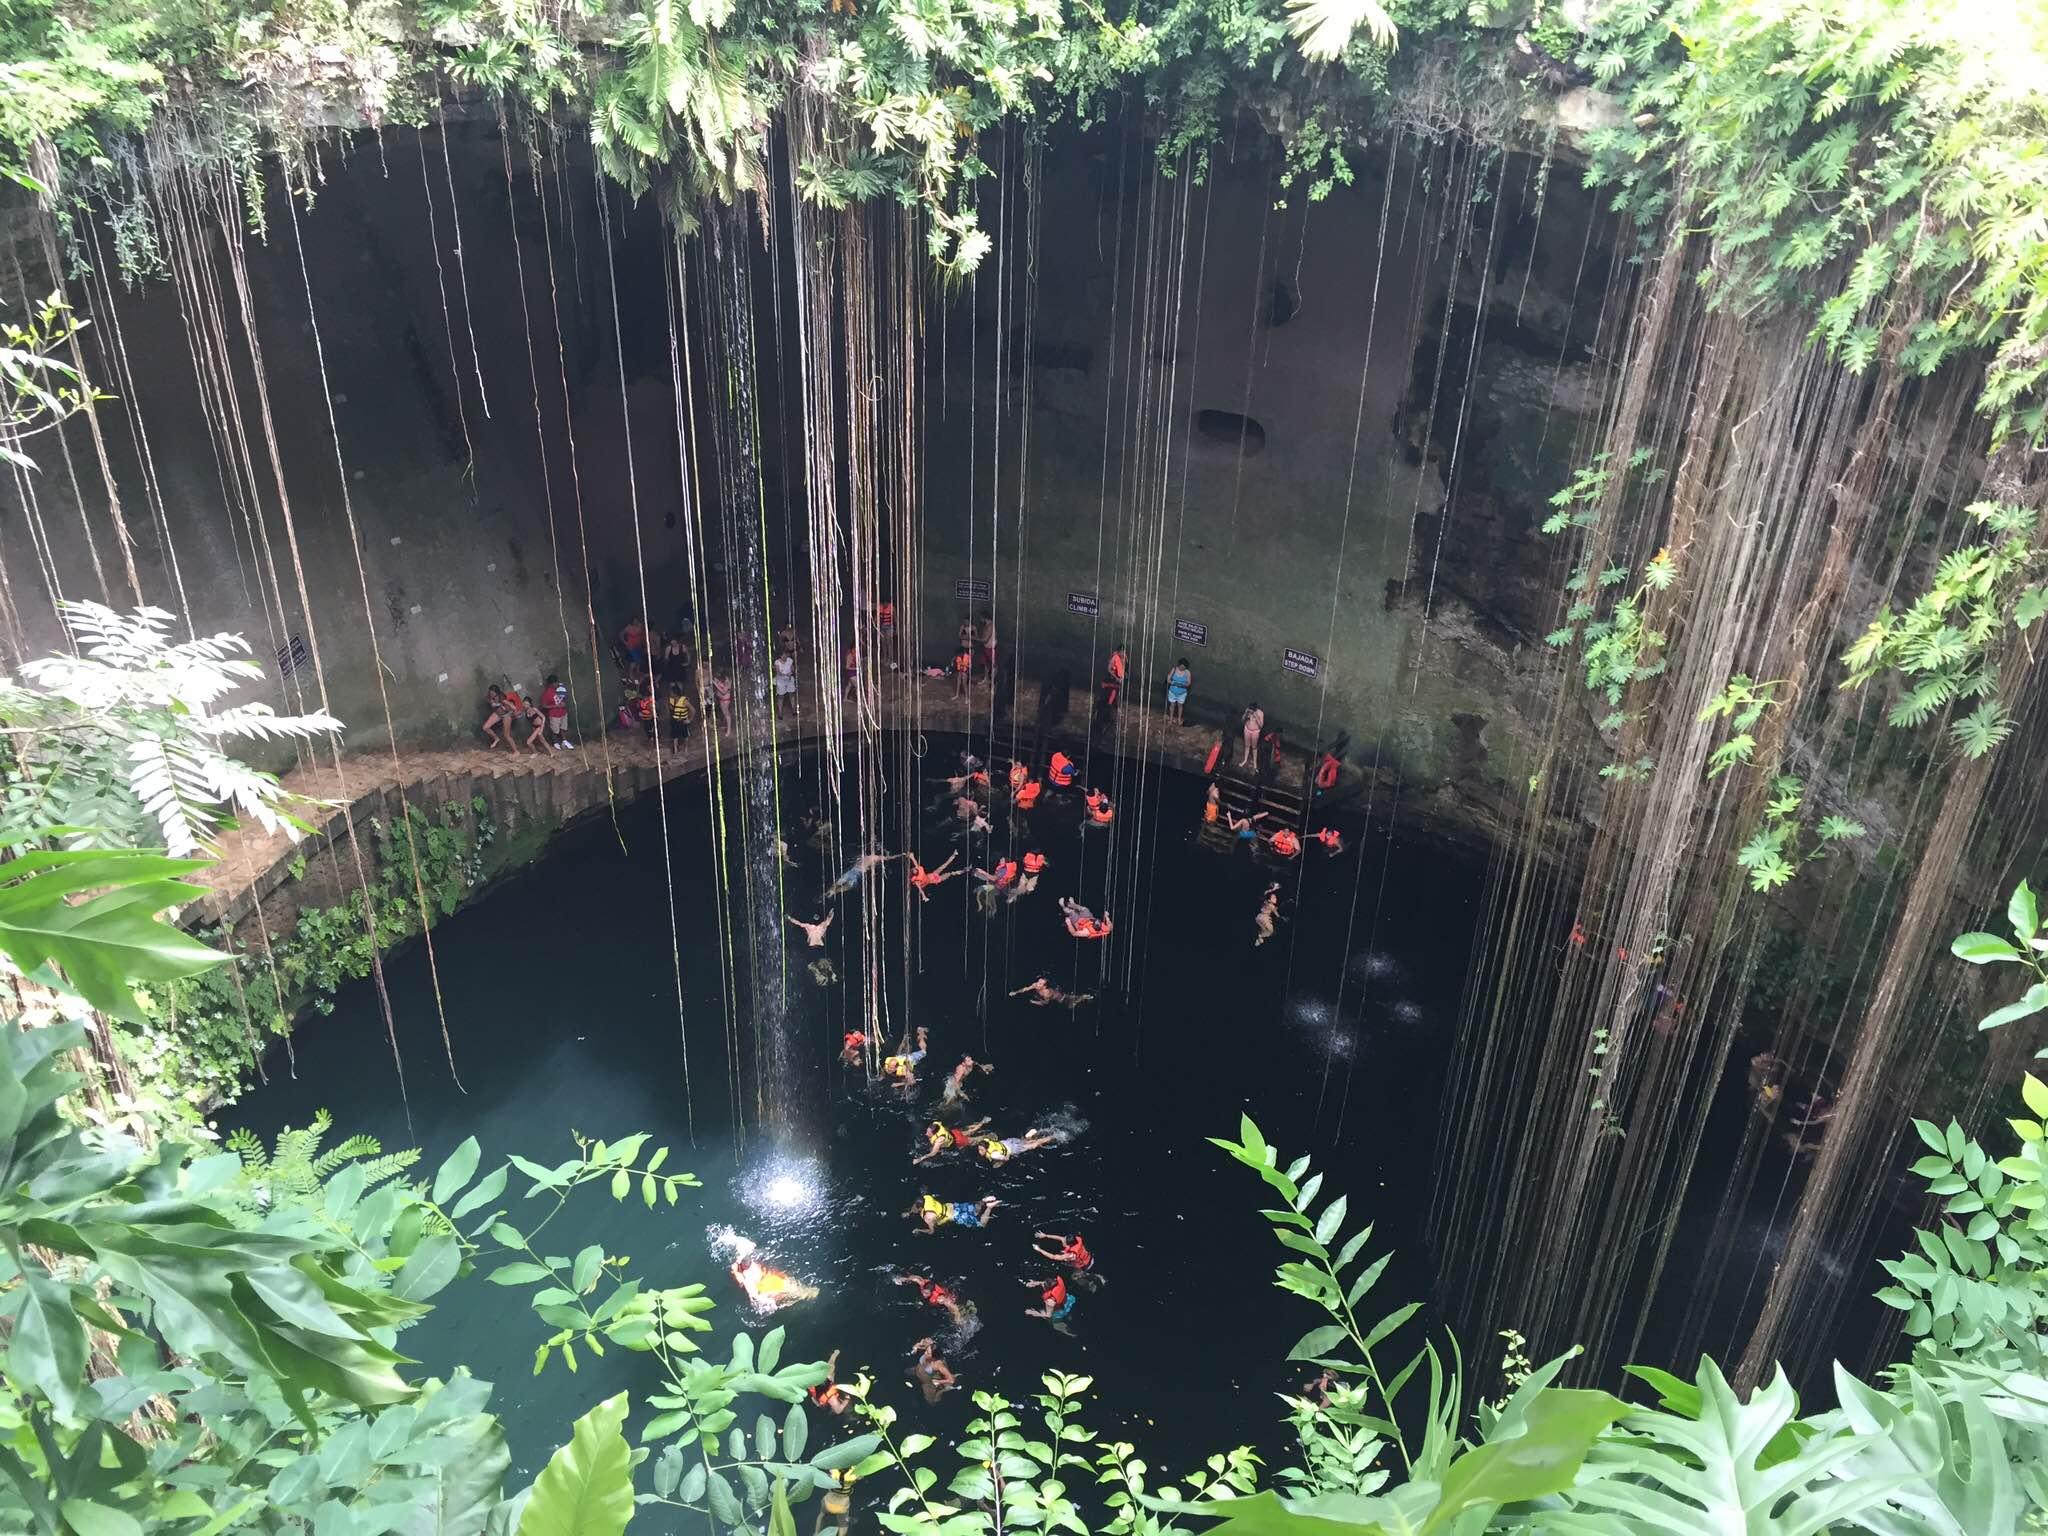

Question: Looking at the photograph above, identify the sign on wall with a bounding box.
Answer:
[1282,647,1321,679]
[1174,618,1208,647]
[954,577,992,603]
[1067,591,1100,617]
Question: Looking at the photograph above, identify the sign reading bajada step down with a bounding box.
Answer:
[1282,647,1321,679]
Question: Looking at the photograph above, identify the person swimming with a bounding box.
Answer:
[1083,788,1115,826]
[809,1349,854,1415]
[826,850,897,897]
[841,1029,867,1065]
[940,1054,993,1107]
[913,1117,991,1164]
[1009,976,1095,1010]
[1254,882,1281,947]
[892,1273,975,1334]
[909,1193,1002,1234]
[883,1026,931,1084]
[1032,1231,1095,1274]
[787,911,836,947]
[1023,1272,1077,1323]
[908,851,965,901]
[1311,825,1344,853]
[977,1128,1059,1165]
[1266,825,1301,858]
[1059,897,1114,939]
[728,1237,818,1312]
[909,1337,957,1404]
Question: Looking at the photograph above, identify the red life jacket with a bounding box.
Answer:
[1043,1275,1068,1309]
[1017,780,1042,807]
[993,859,1017,885]
[843,1031,866,1051]
[1022,851,1047,874]
[1086,796,1114,824]
[1313,827,1341,850]
[1271,829,1300,856]
[1204,739,1222,774]
[1064,1236,1092,1269]
[1315,753,1340,790]
[1049,753,1076,785]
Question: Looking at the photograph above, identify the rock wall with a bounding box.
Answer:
[2,122,1614,835]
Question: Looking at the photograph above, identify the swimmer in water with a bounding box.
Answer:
[787,911,836,947]
[1023,1272,1078,1324]
[1264,824,1302,859]
[913,1118,991,1164]
[809,1349,854,1415]
[908,1193,1002,1234]
[1009,976,1096,1010]
[1083,788,1115,826]
[1226,810,1267,848]
[892,1272,972,1327]
[909,1337,957,1403]
[729,1239,818,1312]
[1059,897,1114,940]
[882,1027,930,1084]
[940,1054,994,1107]
[978,1128,1060,1165]
[1032,1230,1096,1278]
[840,1030,867,1065]
[776,837,800,868]
[1311,826,1344,854]
[907,851,965,901]
[809,957,840,987]
[1254,882,1281,947]
[825,850,897,897]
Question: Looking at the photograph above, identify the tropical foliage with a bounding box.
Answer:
[0,601,339,858]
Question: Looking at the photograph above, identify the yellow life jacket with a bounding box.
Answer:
[921,1194,949,1222]
[981,1138,1011,1163]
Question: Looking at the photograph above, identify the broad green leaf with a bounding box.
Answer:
[1952,932,2021,963]
[782,1403,808,1462]
[396,1236,463,1302]
[61,1501,142,1536]
[1287,1326,1349,1362]
[415,1415,513,1536]
[11,1265,87,1418]
[810,1435,881,1472]
[2009,880,2038,942]
[434,1137,483,1203]
[1421,1389,1630,1534]
[452,1166,510,1221]
[517,1392,635,1536]
[1313,1195,1347,1248]
[1980,984,2048,1032]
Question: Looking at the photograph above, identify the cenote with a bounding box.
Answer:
[7,7,2048,1529]
[234,742,1477,1481]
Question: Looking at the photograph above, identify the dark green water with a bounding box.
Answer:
[237,742,1478,1491]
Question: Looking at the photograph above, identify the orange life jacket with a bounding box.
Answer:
[993,859,1017,885]
[1022,851,1047,874]
[1017,779,1042,807]
[1271,829,1300,856]
[1049,753,1075,785]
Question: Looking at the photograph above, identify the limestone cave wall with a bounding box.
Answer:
[1,119,1617,837]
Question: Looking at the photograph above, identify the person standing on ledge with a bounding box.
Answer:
[1239,702,1265,768]
[1165,658,1192,724]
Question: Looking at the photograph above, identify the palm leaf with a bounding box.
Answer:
[1285,0,1396,62]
